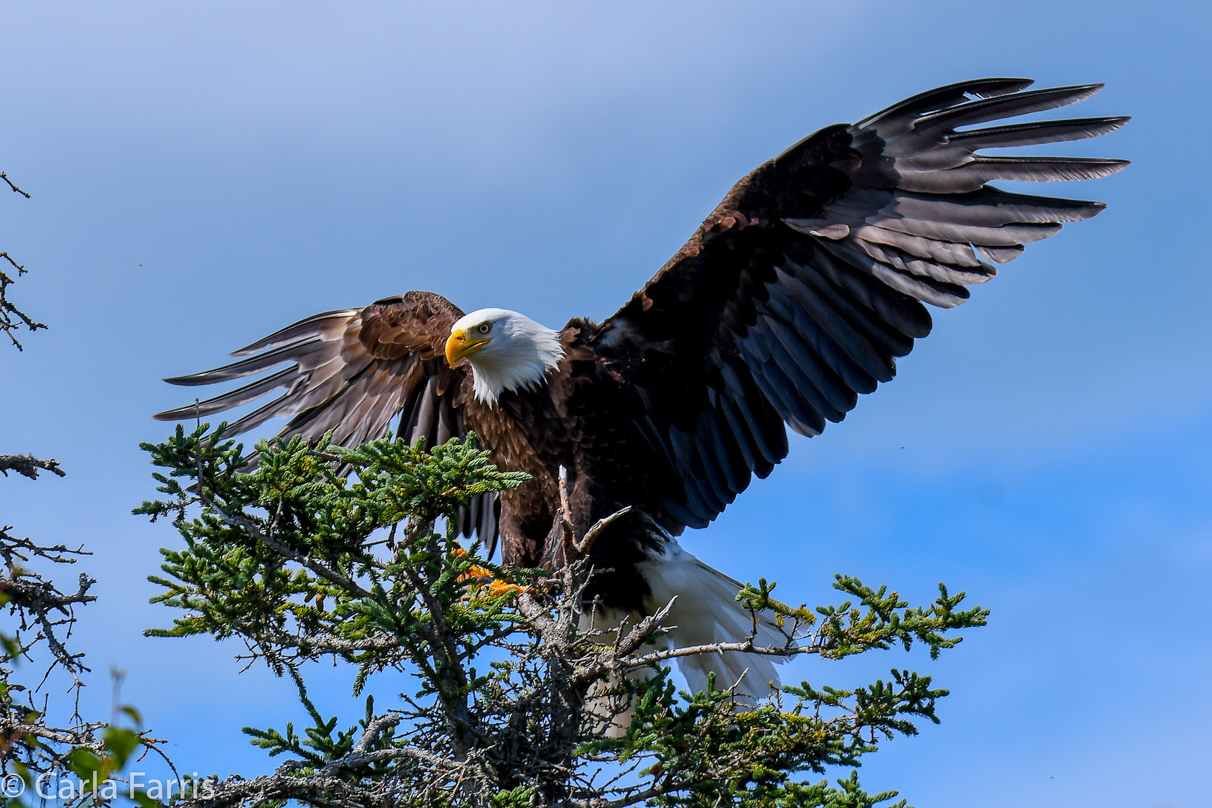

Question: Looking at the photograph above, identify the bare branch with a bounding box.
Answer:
[0,171,30,198]
[576,506,631,557]
[1,167,43,350]
[0,454,65,480]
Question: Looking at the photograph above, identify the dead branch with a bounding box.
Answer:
[0,454,65,480]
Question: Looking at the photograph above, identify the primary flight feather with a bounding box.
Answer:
[156,78,1128,713]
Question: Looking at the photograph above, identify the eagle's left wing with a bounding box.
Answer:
[595,79,1128,533]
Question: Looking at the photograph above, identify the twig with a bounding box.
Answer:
[623,637,805,669]
[0,171,30,198]
[575,506,631,556]
[0,170,42,351]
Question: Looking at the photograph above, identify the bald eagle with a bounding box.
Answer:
[156,79,1127,703]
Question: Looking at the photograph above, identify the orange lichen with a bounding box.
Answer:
[452,545,527,598]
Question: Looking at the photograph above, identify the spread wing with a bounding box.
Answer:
[155,290,501,547]
[597,78,1128,532]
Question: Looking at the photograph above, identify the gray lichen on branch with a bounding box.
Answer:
[0,454,65,480]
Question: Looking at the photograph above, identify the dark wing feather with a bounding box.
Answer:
[155,291,500,553]
[597,78,1127,533]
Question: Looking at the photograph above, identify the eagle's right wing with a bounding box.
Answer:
[155,290,501,549]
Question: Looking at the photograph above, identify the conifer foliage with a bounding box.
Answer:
[136,425,988,807]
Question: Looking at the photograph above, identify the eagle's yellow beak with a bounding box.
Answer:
[445,328,491,366]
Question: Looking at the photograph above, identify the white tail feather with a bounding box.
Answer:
[581,540,793,737]
[638,541,791,702]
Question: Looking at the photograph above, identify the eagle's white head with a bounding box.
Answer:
[445,308,565,406]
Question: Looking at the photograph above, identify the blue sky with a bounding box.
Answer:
[1,1,1209,804]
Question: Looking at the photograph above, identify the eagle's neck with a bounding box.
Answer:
[470,323,564,406]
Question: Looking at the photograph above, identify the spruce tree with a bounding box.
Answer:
[134,425,987,807]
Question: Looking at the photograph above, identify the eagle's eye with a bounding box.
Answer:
[477,322,491,335]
